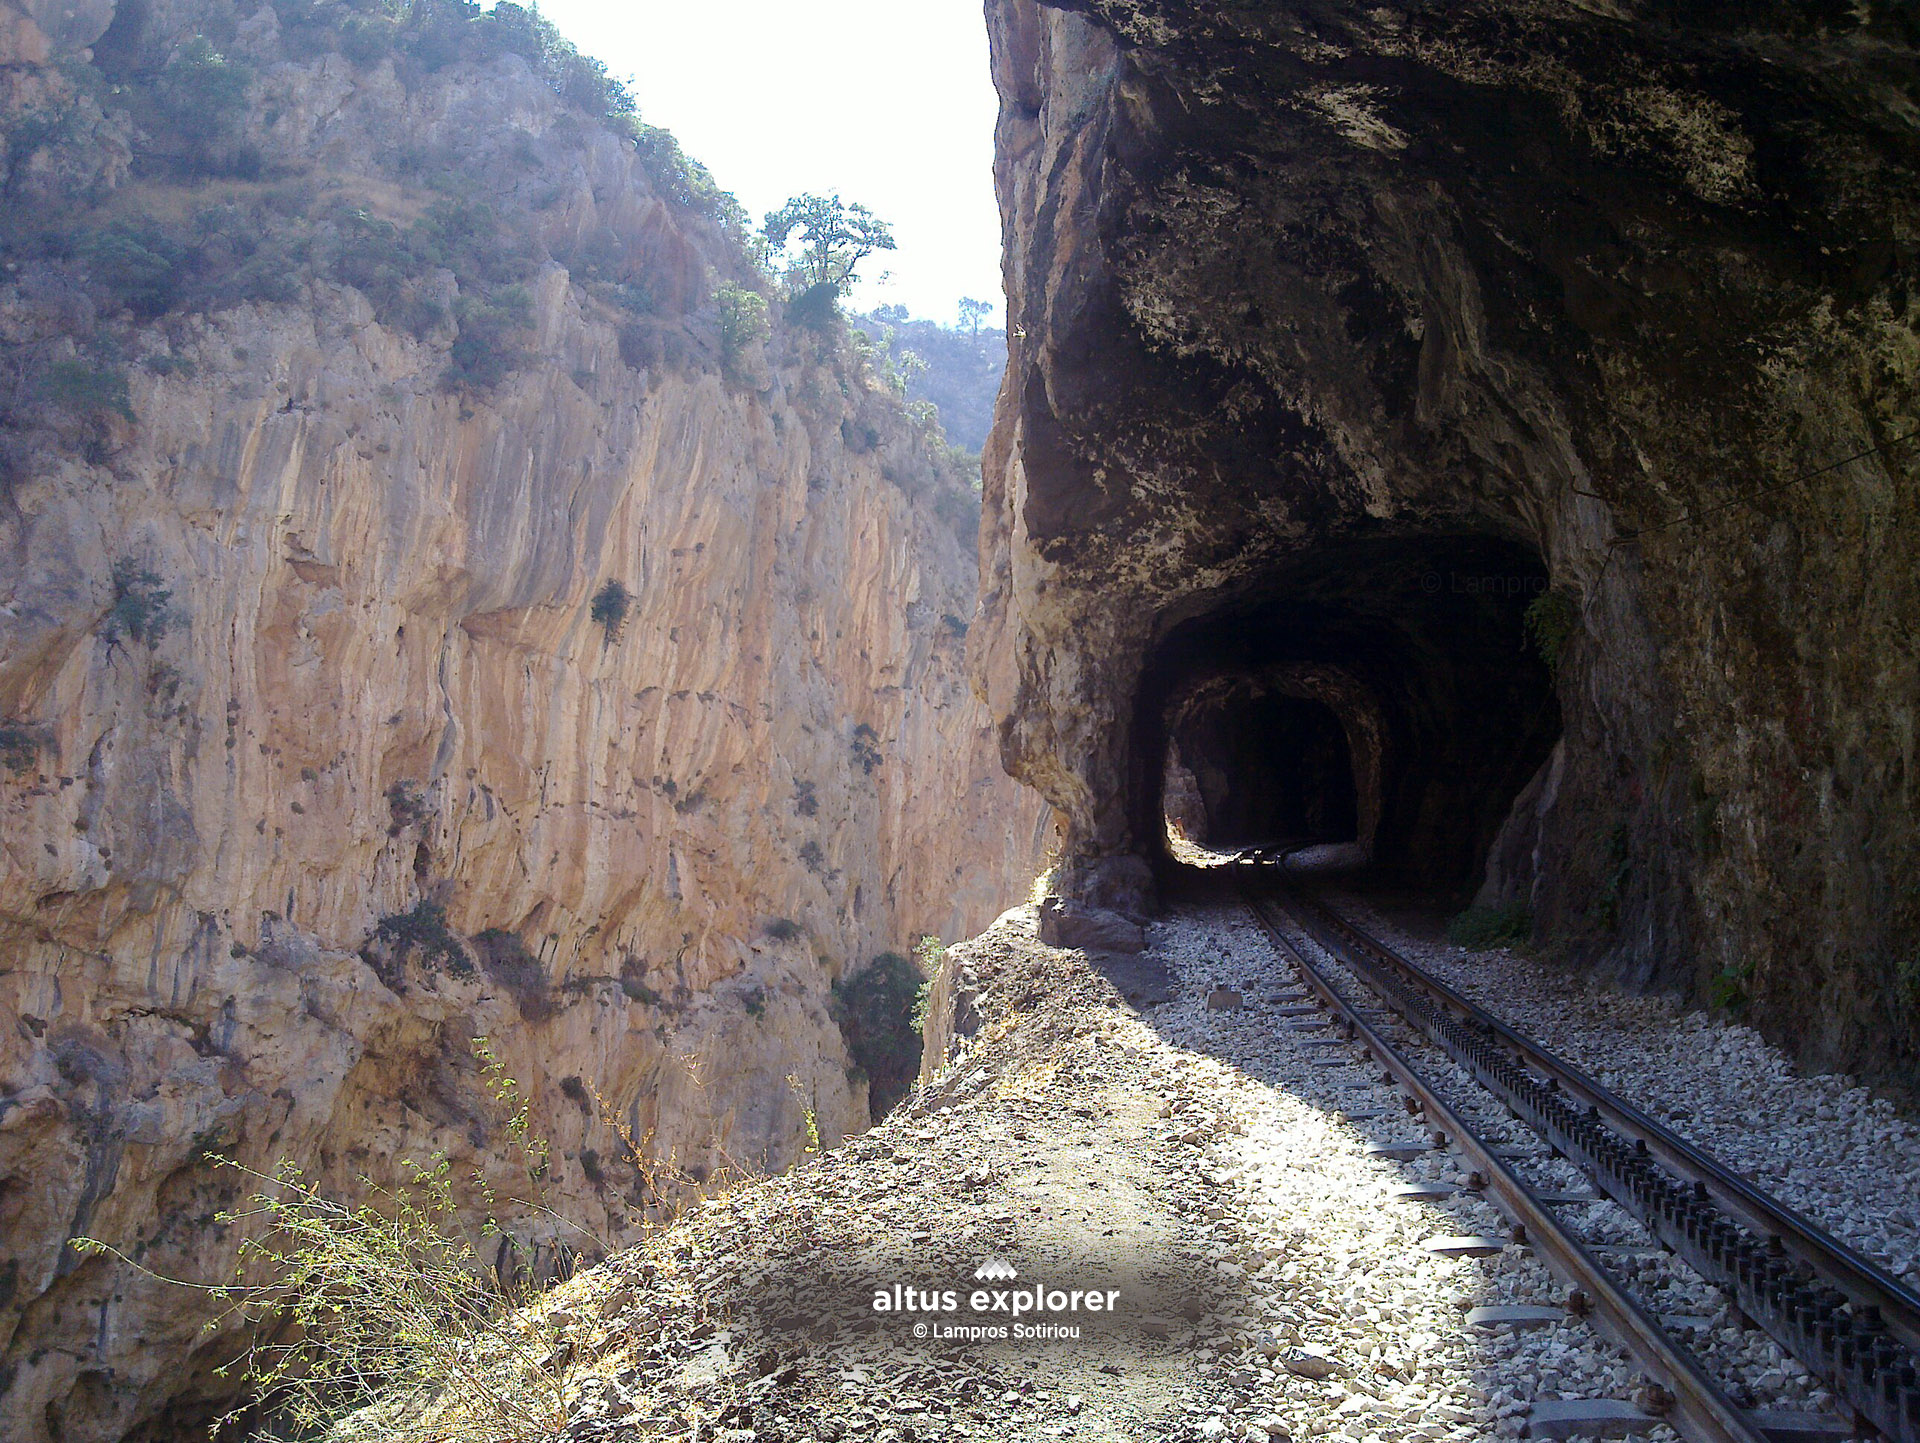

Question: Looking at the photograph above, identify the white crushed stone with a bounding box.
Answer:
[1324,887,1920,1294]
[1141,901,1686,1442]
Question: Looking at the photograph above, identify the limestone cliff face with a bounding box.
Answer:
[0,3,1044,1436]
[980,0,1919,1084]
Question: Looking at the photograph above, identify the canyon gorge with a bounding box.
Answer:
[2,0,1918,1439]
[0,1,1044,1435]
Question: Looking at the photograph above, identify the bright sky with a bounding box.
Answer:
[530,0,1005,327]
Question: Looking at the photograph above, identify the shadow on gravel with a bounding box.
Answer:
[1085,950,1180,1007]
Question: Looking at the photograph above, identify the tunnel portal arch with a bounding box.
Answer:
[1133,532,1562,894]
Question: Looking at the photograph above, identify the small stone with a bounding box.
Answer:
[1283,1350,1342,1380]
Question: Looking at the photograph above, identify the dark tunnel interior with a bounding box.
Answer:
[1135,534,1563,896]
[1167,692,1359,849]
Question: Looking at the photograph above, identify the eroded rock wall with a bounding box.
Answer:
[980,0,1920,1085]
[0,4,1044,1436]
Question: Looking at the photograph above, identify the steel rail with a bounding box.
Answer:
[1243,890,1769,1443]
[1260,873,1920,1443]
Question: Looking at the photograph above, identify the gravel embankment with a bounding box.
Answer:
[424,893,1909,1441]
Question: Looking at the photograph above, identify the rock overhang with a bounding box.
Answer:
[980,0,1920,1087]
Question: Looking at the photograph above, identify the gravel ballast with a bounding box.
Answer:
[1320,884,1920,1295]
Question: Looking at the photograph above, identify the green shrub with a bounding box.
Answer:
[629,124,743,227]
[103,559,170,645]
[322,198,532,343]
[910,936,945,1031]
[1445,902,1532,950]
[1706,960,1755,1013]
[39,360,134,422]
[1524,590,1580,674]
[327,207,427,321]
[1897,951,1920,1012]
[0,720,47,775]
[935,487,983,546]
[147,39,254,176]
[787,280,841,332]
[850,723,882,775]
[714,283,769,382]
[386,780,430,835]
[82,221,187,316]
[371,900,470,977]
[340,14,397,66]
[793,780,818,817]
[447,286,532,390]
[71,1038,581,1440]
[1596,821,1632,932]
[3,98,83,191]
[763,918,803,943]
[832,952,925,1119]
[190,203,310,307]
[589,579,630,639]
[798,840,826,876]
[412,196,517,282]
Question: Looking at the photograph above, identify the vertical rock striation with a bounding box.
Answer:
[0,2,1044,1436]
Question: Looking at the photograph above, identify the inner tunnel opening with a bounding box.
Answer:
[1165,690,1359,851]
[1136,534,1563,900]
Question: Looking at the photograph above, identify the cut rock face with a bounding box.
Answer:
[978,0,1920,1089]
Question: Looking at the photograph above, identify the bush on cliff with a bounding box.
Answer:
[832,951,924,1120]
[0,720,47,774]
[38,360,135,425]
[589,579,631,639]
[142,39,257,178]
[447,286,533,391]
[369,900,471,983]
[72,1038,587,1441]
[102,558,172,646]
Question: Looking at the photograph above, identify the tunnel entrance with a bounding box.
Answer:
[1137,533,1562,896]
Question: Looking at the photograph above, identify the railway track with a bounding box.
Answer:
[1237,869,1920,1443]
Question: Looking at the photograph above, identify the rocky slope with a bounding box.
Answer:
[976,0,1920,1087]
[0,2,1044,1437]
